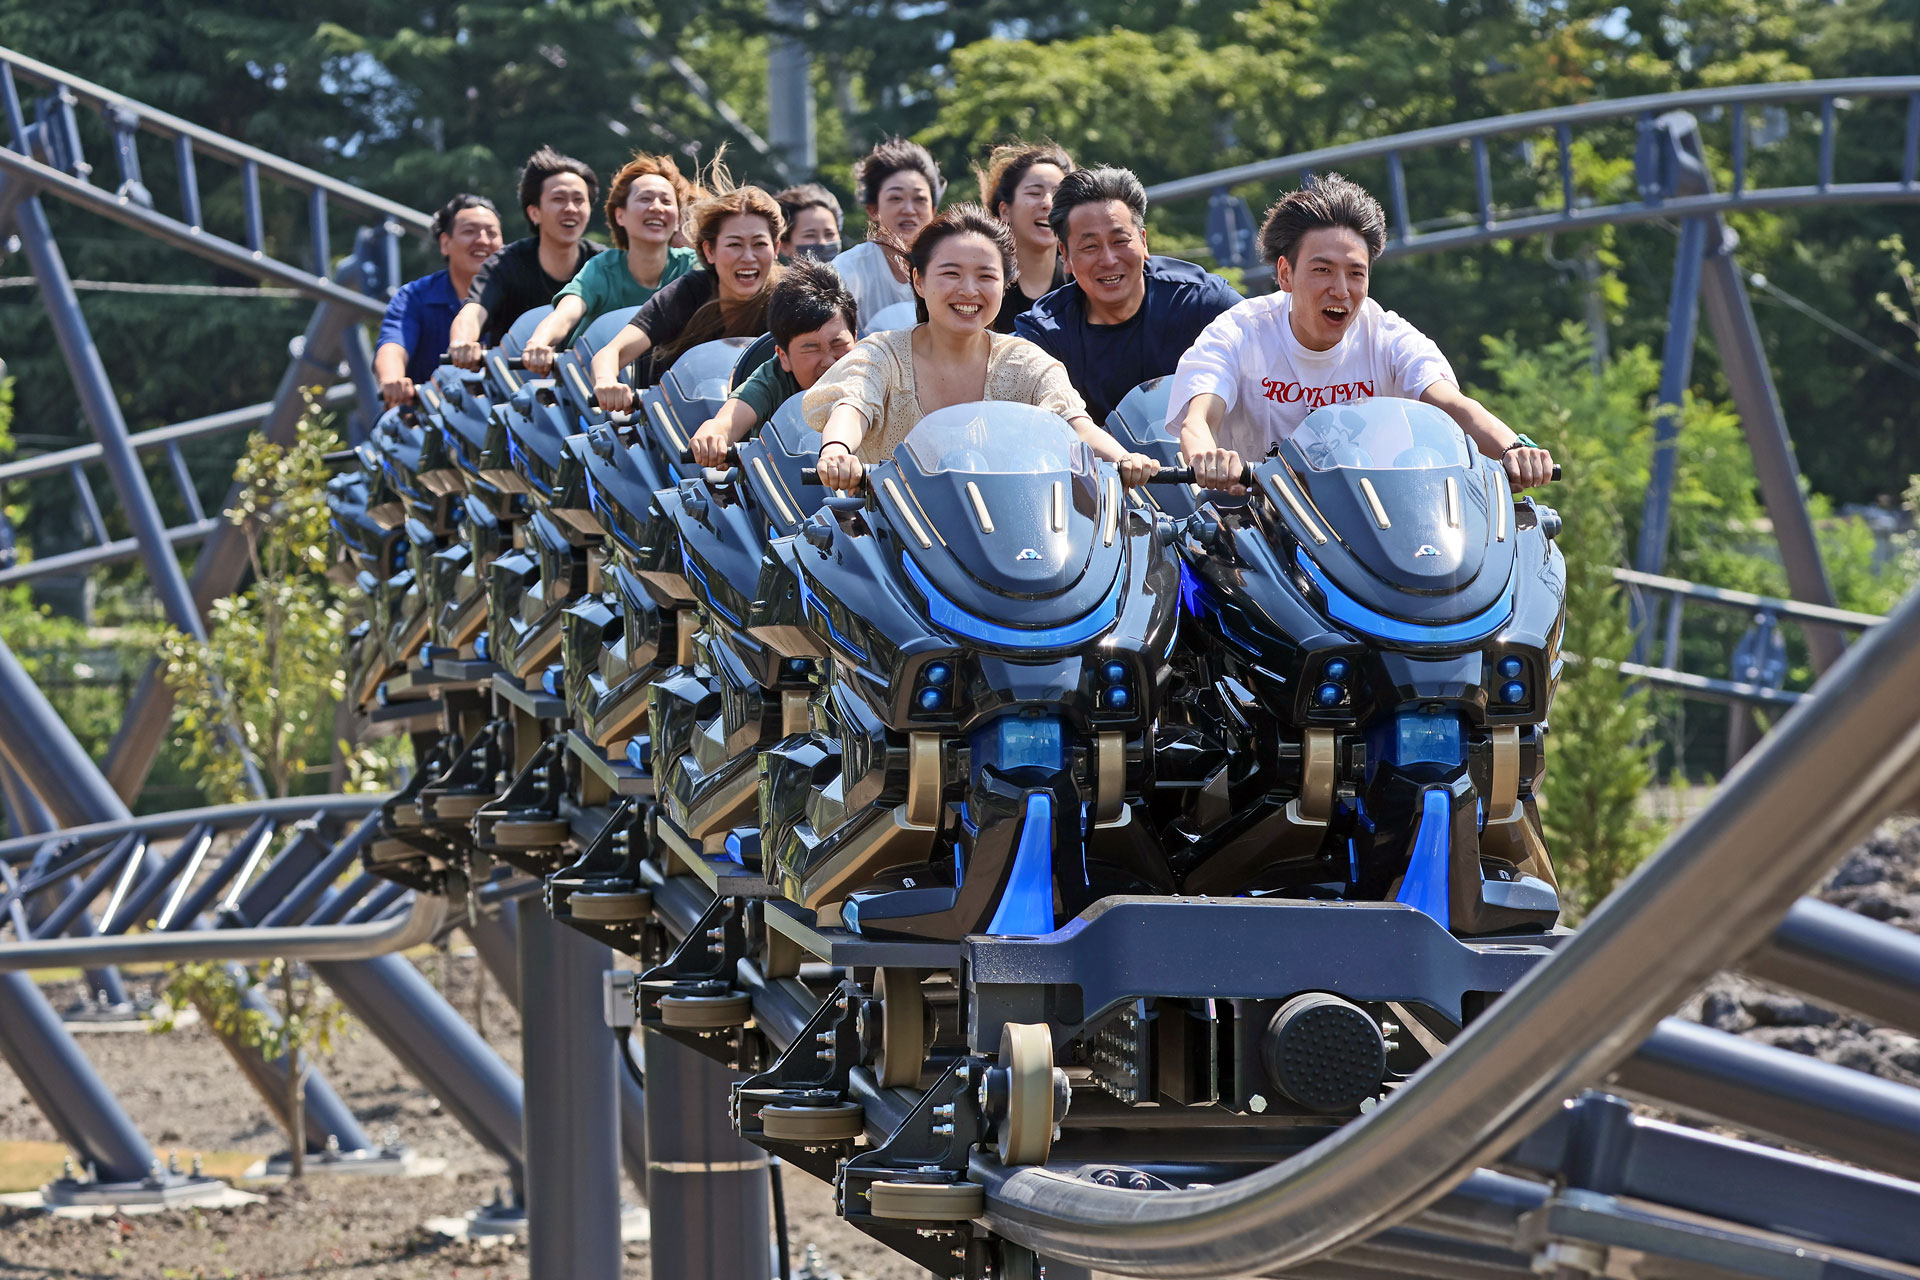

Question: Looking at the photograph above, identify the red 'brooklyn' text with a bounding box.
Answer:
[1260,378,1376,409]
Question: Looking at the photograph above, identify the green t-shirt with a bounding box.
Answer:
[555,245,700,343]
[731,359,802,429]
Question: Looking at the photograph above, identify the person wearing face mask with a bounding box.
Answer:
[374,193,504,406]
[1015,166,1241,424]
[520,153,704,374]
[775,184,844,262]
[446,148,603,368]
[590,172,786,412]
[976,141,1074,334]
[687,258,858,465]
[834,137,943,329]
[803,205,1157,490]
[1173,173,1556,494]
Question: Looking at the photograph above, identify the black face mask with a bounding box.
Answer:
[794,240,842,263]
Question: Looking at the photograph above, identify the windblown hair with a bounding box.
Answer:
[853,136,945,210]
[1258,172,1388,265]
[767,258,857,348]
[654,156,786,369]
[603,152,698,250]
[431,193,498,241]
[977,140,1074,221]
[1045,166,1147,243]
[516,147,598,231]
[774,183,843,243]
[907,203,1014,324]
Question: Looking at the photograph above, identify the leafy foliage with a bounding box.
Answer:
[155,393,352,802]
[151,954,351,1178]
[1476,328,1668,913]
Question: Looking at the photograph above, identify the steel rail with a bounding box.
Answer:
[0,146,389,315]
[0,888,443,969]
[0,45,431,233]
[0,795,386,862]
[975,579,1920,1277]
[0,384,356,485]
[1144,78,1920,203]
[1612,567,1886,631]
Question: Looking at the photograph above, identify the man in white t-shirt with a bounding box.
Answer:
[1171,174,1556,493]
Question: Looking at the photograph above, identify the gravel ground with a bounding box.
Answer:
[0,949,920,1279]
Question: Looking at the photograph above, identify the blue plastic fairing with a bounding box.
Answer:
[1296,548,1512,645]
[986,792,1056,936]
[902,554,1117,650]
[1396,788,1453,929]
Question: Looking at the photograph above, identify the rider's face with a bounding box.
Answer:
[777,313,857,389]
[1001,163,1067,252]
[1276,226,1371,352]
[529,173,593,246]
[1060,200,1148,321]
[614,174,678,250]
[915,232,1004,334]
[705,213,778,302]
[440,207,503,272]
[784,205,840,249]
[871,171,935,243]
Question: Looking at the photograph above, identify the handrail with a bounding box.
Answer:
[0,44,431,234]
[0,794,387,861]
[979,579,1920,1276]
[0,384,356,485]
[0,890,444,969]
[1145,77,1920,203]
[1614,566,1886,631]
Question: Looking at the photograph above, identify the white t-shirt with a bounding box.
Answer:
[1167,292,1456,460]
[834,240,915,330]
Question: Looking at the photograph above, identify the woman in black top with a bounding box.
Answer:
[979,141,1074,334]
[591,181,785,410]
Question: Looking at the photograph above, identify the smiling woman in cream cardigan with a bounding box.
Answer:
[803,205,1160,490]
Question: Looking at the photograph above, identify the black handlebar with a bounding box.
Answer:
[680,446,741,467]
[1151,461,1562,487]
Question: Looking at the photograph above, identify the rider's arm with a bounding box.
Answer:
[374,341,413,408]
[590,321,655,412]
[1420,380,1555,488]
[1031,353,1158,485]
[1174,393,1248,494]
[447,301,488,369]
[689,398,762,465]
[522,295,586,373]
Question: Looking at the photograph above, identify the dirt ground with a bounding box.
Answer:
[0,951,924,1279]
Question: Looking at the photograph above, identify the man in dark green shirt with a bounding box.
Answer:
[688,258,858,466]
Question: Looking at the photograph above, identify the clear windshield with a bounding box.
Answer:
[1293,399,1473,472]
[762,399,820,454]
[669,339,752,403]
[902,403,1090,476]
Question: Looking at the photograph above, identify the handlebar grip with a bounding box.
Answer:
[799,467,821,486]
[1551,464,1563,482]
[679,446,741,466]
[505,356,528,370]
[1149,464,1254,487]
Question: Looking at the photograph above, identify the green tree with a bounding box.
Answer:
[156,394,349,802]
[1477,328,1668,914]
[152,956,350,1180]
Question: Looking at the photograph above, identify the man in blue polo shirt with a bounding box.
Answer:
[1016,166,1242,424]
[374,194,503,407]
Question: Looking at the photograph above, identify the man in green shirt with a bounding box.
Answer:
[522,152,702,372]
[689,258,858,466]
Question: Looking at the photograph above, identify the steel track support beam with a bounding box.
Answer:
[518,906,621,1278]
[1654,114,1845,673]
[0,968,155,1182]
[0,635,368,1156]
[0,177,265,796]
[0,760,129,1008]
[468,895,650,1196]
[1632,214,1708,596]
[101,292,359,801]
[643,1027,772,1280]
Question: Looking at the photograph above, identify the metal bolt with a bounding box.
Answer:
[1532,1241,1608,1276]
[933,1123,954,1136]
[167,1151,180,1175]
[191,1153,204,1177]
[1380,1020,1401,1036]
[1359,1096,1380,1114]
[1248,1094,1269,1113]
[933,1103,955,1119]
